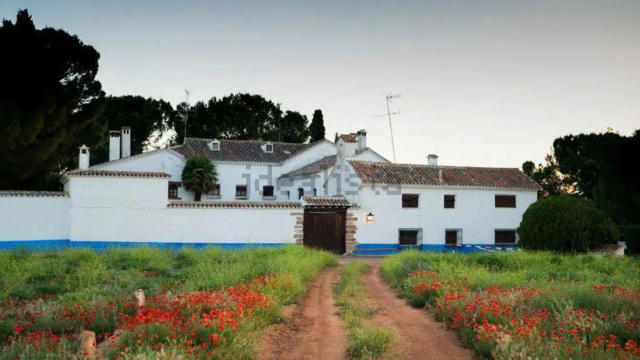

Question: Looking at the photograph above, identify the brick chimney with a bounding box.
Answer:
[79,145,90,169]
[109,130,121,161]
[357,129,367,152]
[121,126,131,158]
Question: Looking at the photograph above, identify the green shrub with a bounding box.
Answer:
[620,225,640,256]
[518,195,618,252]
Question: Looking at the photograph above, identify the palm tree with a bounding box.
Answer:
[181,156,218,201]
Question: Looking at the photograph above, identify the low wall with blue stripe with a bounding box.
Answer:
[352,243,519,255]
[0,240,285,251]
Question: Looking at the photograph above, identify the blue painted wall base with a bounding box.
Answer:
[352,243,519,256]
[0,240,285,251]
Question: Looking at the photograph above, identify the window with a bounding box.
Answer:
[265,143,273,153]
[402,194,419,208]
[285,191,290,200]
[444,195,456,209]
[298,188,304,200]
[495,230,517,244]
[211,142,219,150]
[168,182,181,199]
[235,185,247,199]
[399,229,422,246]
[207,184,220,199]
[445,229,462,246]
[263,185,275,199]
[313,188,317,196]
[495,195,516,208]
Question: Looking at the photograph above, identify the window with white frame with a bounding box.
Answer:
[398,228,423,246]
[495,229,518,244]
[445,229,462,246]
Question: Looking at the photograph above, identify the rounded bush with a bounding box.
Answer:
[518,195,618,253]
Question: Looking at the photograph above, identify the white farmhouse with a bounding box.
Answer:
[0,127,540,254]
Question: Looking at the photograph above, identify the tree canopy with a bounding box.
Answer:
[524,129,640,224]
[91,96,176,165]
[170,93,310,144]
[309,110,326,142]
[518,195,618,253]
[0,9,106,189]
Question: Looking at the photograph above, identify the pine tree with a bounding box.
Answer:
[309,110,326,142]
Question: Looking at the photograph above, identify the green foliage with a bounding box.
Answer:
[521,152,572,198]
[336,262,393,360]
[90,96,176,165]
[518,195,618,252]
[181,156,218,201]
[0,9,106,190]
[309,109,326,142]
[0,246,337,359]
[620,225,640,256]
[170,93,311,144]
[381,251,640,360]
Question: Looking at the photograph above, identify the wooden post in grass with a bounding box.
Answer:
[134,289,146,309]
[79,330,96,359]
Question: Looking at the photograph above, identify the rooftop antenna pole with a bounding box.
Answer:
[182,90,190,145]
[374,93,401,162]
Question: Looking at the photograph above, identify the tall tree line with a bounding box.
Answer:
[523,129,640,225]
[0,9,327,190]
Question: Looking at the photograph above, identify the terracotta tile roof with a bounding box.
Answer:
[172,138,321,164]
[65,169,171,178]
[301,196,351,207]
[338,133,358,143]
[280,155,337,178]
[591,244,623,254]
[0,191,69,198]
[168,201,302,209]
[348,161,542,190]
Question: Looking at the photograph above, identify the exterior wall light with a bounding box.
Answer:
[366,212,375,223]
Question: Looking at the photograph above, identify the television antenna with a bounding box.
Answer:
[181,89,190,144]
[374,93,401,162]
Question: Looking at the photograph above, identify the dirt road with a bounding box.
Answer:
[258,263,473,360]
[257,267,347,360]
[363,263,474,360]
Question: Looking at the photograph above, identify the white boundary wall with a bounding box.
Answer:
[0,196,70,241]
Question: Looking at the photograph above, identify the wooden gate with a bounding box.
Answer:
[303,208,346,254]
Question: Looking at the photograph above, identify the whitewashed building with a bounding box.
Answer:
[0,127,540,254]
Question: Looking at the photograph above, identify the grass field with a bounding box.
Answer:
[382,251,640,360]
[335,262,393,360]
[0,245,336,359]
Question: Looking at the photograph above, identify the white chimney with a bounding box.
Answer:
[109,130,121,161]
[79,145,90,169]
[121,126,131,158]
[357,129,367,152]
[427,154,438,166]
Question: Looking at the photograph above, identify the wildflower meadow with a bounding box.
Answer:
[382,251,640,360]
[0,245,336,359]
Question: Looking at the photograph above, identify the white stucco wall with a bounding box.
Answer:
[70,206,296,244]
[354,186,538,245]
[353,150,388,163]
[0,197,70,241]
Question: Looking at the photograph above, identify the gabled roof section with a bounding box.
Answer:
[173,138,321,164]
[65,169,172,179]
[337,133,357,143]
[301,196,351,207]
[348,161,542,190]
[353,148,391,163]
[0,191,69,198]
[168,201,302,209]
[280,155,336,179]
[90,148,184,169]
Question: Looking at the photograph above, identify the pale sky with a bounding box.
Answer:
[2,0,639,168]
